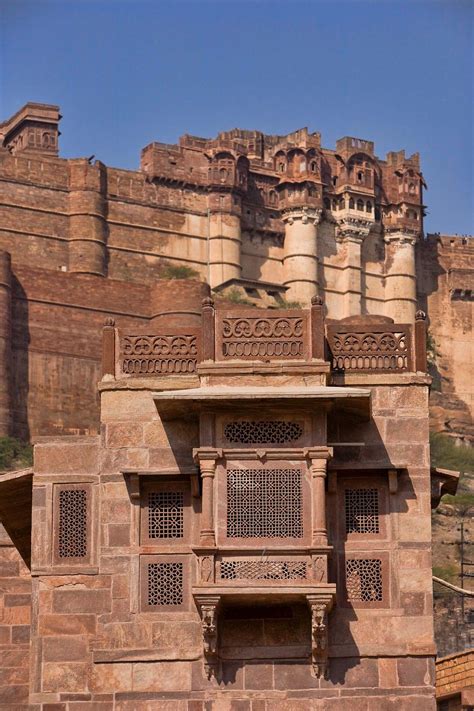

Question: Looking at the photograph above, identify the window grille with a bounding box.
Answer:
[147,562,183,606]
[223,420,303,445]
[58,489,88,558]
[346,559,383,602]
[148,491,184,539]
[219,559,307,581]
[345,488,379,534]
[226,468,303,539]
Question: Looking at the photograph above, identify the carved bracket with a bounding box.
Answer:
[306,594,334,679]
[195,594,221,679]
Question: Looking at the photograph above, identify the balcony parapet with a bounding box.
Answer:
[101,303,427,381]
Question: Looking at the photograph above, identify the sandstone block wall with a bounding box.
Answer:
[0,527,31,710]
[17,370,435,708]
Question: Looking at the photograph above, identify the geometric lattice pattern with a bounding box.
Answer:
[345,488,379,534]
[147,562,183,606]
[148,491,184,539]
[223,420,304,445]
[346,559,383,602]
[58,489,88,558]
[219,559,307,581]
[226,468,303,539]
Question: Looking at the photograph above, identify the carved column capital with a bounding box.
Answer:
[335,216,372,243]
[281,206,322,226]
[306,594,334,679]
[383,229,418,246]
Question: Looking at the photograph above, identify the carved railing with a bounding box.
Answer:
[104,325,201,378]
[326,323,414,373]
[215,309,309,361]
[101,307,426,377]
[196,551,328,586]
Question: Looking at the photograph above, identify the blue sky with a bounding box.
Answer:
[0,0,472,235]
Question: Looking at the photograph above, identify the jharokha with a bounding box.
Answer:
[0,102,471,710]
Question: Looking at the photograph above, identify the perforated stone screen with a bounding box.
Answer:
[346,558,383,602]
[223,420,304,445]
[226,468,303,539]
[58,489,88,558]
[147,562,183,606]
[148,491,184,539]
[219,559,307,581]
[345,488,379,534]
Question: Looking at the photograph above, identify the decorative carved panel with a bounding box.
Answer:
[140,555,189,611]
[148,491,184,539]
[345,488,379,534]
[223,420,304,445]
[58,489,88,558]
[226,468,303,539]
[218,558,308,581]
[345,558,383,603]
[140,481,190,545]
[147,561,183,605]
[53,483,93,566]
[327,325,413,372]
[216,309,309,361]
[120,334,198,375]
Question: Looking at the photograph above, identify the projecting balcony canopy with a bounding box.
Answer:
[0,468,33,567]
[152,384,371,420]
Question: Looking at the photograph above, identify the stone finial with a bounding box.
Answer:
[202,297,215,309]
[104,317,115,327]
[415,310,426,321]
[311,295,323,306]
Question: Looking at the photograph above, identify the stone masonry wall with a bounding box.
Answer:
[0,527,31,710]
[21,374,436,709]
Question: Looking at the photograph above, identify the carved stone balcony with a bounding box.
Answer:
[101,303,427,380]
[192,548,336,679]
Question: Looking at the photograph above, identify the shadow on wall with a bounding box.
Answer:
[11,274,30,442]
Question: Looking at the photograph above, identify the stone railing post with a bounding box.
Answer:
[201,298,215,362]
[102,318,116,377]
[310,295,325,360]
[415,310,427,373]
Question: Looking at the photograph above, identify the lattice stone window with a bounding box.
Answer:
[141,482,189,545]
[147,562,183,606]
[148,491,184,539]
[223,420,304,445]
[345,488,379,534]
[226,468,303,539]
[140,555,188,611]
[219,559,307,581]
[345,558,383,602]
[55,486,90,561]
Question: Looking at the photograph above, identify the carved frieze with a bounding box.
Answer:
[327,326,412,372]
[217,311,308,360]
[121,334,198,375]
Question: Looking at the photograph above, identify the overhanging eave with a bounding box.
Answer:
[0,468,33,568]
[153,385,371,420]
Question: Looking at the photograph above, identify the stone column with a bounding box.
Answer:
[384,231,417,322]
[0,251,12,436]
[69,159,108,276]
[208,206,242,288]
[282,207,322,305]
[311,458,328,546]
[199,459,216,546]
[336,218,371,317]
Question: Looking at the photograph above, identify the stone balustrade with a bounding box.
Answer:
[102,301,427,378]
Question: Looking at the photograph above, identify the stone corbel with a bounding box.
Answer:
[306,594,334,679]
[195,594,221,679]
